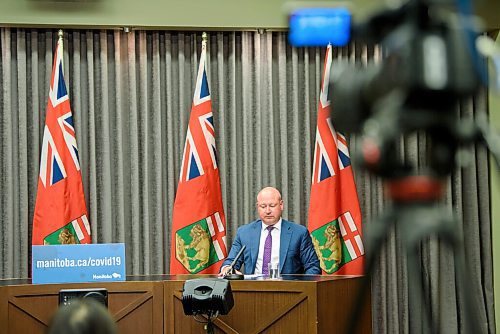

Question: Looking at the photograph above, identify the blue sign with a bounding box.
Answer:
[288,7,352,47]
[32,243,126,284]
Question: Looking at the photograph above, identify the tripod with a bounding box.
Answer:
[345,106,500,333]
[350,175,481,333]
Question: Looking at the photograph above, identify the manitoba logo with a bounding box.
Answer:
[311,212,364,274]
[175,213,226,274]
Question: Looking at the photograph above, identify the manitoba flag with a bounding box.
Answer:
[308,45,364,275]
[32,32,91,246]
[170,38,228,274]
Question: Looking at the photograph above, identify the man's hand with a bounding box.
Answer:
[218,265,242,278]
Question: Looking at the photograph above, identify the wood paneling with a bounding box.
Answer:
[0,286,7,334]
[0,281,163,334]
[0,276,371,334]
[164,276,370,334]
[317,278,372,334]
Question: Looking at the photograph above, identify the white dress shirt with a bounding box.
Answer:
[254,219,282,275]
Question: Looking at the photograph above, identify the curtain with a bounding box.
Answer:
[0,28,494,332]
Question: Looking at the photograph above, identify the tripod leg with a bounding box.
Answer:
[423,213,483,333]
[443,218,483,333]
[406,244,436,334]
[403,206,483,333]
[399,205,445,334]
[347,209,396,334]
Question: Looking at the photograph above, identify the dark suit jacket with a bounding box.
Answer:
[221,219,321,275]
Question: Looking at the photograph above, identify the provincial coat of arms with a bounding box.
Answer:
[311,212,364,274]
[175,219,222,274]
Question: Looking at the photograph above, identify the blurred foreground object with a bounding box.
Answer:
[48,298,117,334]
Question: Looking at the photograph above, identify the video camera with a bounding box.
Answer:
[289,3,497,332]
[289,0,486,179]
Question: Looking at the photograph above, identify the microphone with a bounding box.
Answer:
[224,245,246,280]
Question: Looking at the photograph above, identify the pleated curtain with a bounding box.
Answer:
[0,28,494,332]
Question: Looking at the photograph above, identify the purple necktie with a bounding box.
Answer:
[262,226,274,275]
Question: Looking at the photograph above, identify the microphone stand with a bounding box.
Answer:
[224,245,246,280]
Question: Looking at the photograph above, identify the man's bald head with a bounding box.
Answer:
[256,187,283,226]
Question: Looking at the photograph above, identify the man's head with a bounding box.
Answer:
[48,298,117,334]
[256,187,284,226]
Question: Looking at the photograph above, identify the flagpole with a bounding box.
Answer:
[202,32,207,48]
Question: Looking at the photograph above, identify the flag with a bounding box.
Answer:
[32,32,91,245]
[308,45,364,275]
[170,38,228,274]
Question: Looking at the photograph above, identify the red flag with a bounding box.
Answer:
[308,45,364,275]
[170,40,228,274]
[32,33,91,245]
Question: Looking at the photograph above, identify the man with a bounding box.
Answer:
[219,187,321,276]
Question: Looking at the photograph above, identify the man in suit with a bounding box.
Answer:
[219,187,321,276]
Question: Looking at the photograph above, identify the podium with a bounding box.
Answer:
[0,275,371,334]
[0,278,164,334]
[165,275,371,333]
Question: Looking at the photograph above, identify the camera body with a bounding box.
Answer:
[330,1,480,135]
[59,288,108,307]
[289,0,483,178]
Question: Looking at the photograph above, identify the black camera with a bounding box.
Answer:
[288,2,496,333]
[330,0,481,134]
[59,288,108,307]
[289,0,485,178]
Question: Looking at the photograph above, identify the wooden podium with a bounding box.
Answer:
[0,275,371,334]
[0,278,164,334]
[165,275,371,334]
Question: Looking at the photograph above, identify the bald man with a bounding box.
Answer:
[220,187,320,276]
